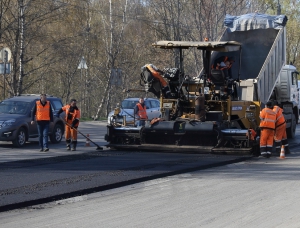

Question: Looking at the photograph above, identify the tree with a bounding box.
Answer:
[93,0,149,119]
[1,0,299,119]
[262,0,300,71]
[0,0,76,97]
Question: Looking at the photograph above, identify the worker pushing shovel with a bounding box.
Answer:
[64,120,103,150]
[55,98,103,151]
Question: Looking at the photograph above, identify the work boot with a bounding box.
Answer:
[275,141,281,155]
[282,139,290,154]
[260,152,267,158]
[285,145,290,154]
[275,147,281,155]
[66,139,71,151]
[71,141,77,151]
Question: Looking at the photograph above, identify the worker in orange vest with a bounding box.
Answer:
[259,101,276,158]
[31,94,53,152]
[56,99,81,151]
[272,100,290,154]
[134,97,148,127]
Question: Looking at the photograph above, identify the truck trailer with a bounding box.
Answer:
[105,13,299,155]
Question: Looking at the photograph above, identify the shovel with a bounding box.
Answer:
[62,118,103,150]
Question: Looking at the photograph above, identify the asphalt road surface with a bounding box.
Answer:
[0,121,251,211]
[1,121,300,227]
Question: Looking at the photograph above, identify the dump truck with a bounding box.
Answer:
[219,13,299,139]
[105,13,299,155]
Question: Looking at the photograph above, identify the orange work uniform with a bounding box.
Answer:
[273,105,288,153]
[259,107,276,156]
[61,104,81,141]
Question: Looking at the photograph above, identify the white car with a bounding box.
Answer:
[108,98,161,125]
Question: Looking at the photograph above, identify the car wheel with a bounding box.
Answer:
[12,127,27,147]
[50,124,63,143]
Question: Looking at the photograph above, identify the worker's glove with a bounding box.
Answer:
[71,119,79,129]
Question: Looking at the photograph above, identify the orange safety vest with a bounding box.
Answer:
[259,107,276,129]
[136,103,147,120]
[62,104,81,127]
[36,101,51,121]
[273,105,286,127]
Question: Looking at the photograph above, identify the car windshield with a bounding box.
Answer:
[121,100,138,109]
[0,101,31,114]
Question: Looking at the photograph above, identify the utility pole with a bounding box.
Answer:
[3,50,7,99]
[78,56,88,116]
[0,48,12,100]
[277,0,281,15]
[17,0,25,96]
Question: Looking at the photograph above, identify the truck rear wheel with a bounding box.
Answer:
[287,114,296,139]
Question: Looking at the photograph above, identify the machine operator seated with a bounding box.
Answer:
[212,56,235,78]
